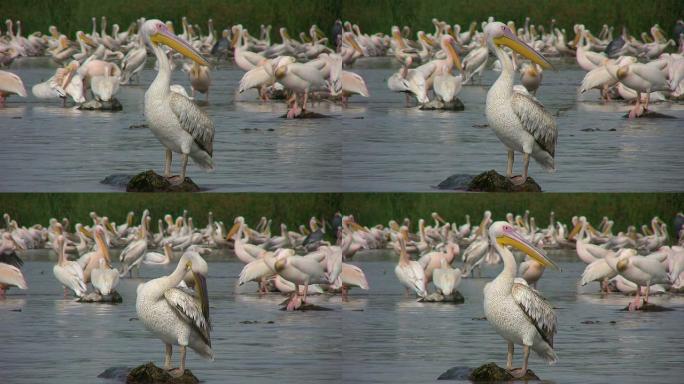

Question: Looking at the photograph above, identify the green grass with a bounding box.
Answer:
[2,0,681,40]
[1,193,682,239]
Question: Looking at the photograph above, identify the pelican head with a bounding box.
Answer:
[274,258,286,272]
[440,34,462,69]
[141,19,209,66]
[484,22,552,70]
[490,221,560,270]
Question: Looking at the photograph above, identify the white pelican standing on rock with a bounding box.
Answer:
[484,222,560,378]
[136,252,213,376]
[484,22,556,184]
[0,70,27,106]
[142,19,214,182]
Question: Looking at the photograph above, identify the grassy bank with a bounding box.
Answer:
[2,0,681,41]
[1,193,682,238]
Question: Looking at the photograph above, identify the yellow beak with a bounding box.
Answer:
[150,30,209,66]
[226,223,240,240]
[493,34,552,69]
[498,233,560,271]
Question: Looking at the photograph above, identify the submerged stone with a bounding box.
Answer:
[126,170,200,192]
[622,110,675,119]
[471,362,539,382]
[78,98,123,111]
[620,303,673,312]
[78,291,122,303]
[278,298,332,311]
[419,98,465,111]
[437,366,472,380]
[279,110,330,119]
[101,174,134,187]
[435,174,474,190]
[126,362,199,384]
[467,170,542,192]
[419,291,465,303]
[98,366,130,381]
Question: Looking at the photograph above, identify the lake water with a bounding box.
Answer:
[0,57,683,192]
[2,248,683,383]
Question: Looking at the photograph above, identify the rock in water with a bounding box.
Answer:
[620,303,673,312]
[419,291,465,303]
[279,110,330,119]
[78,291,123,303]
[437,366,472,380]
[126,170,200,192]
[419,98,465,111]
[101,174,134,187]
[78,98,123,111]
[470,362,539,382]
[468,170,542,192]
[435,174,474,190]
[98,366,131,381]
[622,110,675,119]
[126,362,199,384]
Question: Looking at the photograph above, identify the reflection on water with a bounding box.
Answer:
[1,57,682,191]
[1,249,682,383]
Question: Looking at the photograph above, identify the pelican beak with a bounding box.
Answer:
[274,258,286,272]
[498,229,560,271]
[445,38,462,70]
[616,258,628,272]
[436,214,446,224]
[347,35,363,53]
[79,226,93,239]
[568,223,581,240]
[193,270,210,324]
[350,222,367,232]
[226,223,240,240]
[106,222,116,234]
[80,34,96,47]
[494,28,552,69]
[151,27,209,66]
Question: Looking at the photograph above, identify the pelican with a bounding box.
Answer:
[614,61,669,118]
[484,22,556,184]
[183,62,211,101]
[144,243,172,265]
[394,231,427,298]
[0,262,26,296]
[142,19,214,181]
[91,258,119,296]
[484,222,559,378]
[136,252,213,375]
[432,258,461,296]
[52,235,87,297]
[0,70,27,106]
[616,251,670,310]
[273,252,328,310]
[520,63,542,95]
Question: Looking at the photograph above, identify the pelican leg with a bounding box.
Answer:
[510,345,530,378]
[164,343,172,370]
[506,342,514,370]
[179,345,186,373]
[506,150,514,178]
[341,285,349,301]
[180,154,188,181]
[643,284,650,306]
[164,149,172,178]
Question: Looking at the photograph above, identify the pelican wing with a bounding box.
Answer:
[511,282,557,347]
[632,64,667,86]
[239,66,273,93]
[511,92,557,157]
[580,259,616,285]
[290,256,326,278]
[631,256,668,281]
[289,63,325,85]
[238,258,273,285]
[169,92,215,156]
[164,287,211,346]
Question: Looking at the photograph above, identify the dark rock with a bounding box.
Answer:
[470,362,539,382]
[435,174,474,190]
[622,110,675,119]
[278,299,332,311]
[77,291,122,303]
[419,291,465,303]
[472,317,487,321]
[126,362,199,384]
[78,98,123,111]
[620,303,673,311]
[98,366,131,381]
[437,366,472,380]
[420,98,465,111]
[126,170,200,192]
[473,123,489,128]
[269,89,288,100]
[101,174,134,187]
[129,123,149,129]
[467,170,542,192]
[279,110,330,119]
[581,320,600,324]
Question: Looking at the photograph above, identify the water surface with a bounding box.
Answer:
[2,249,683,383]
[0,57,682,191]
